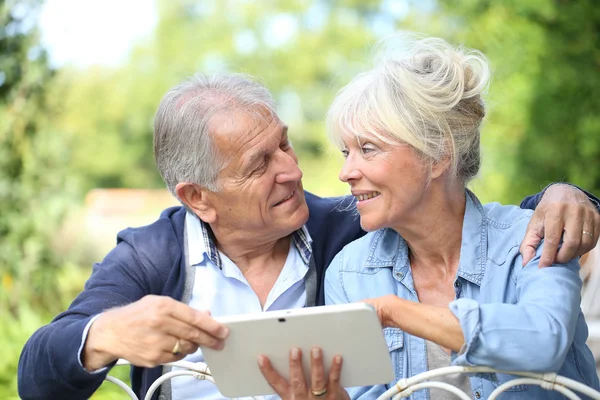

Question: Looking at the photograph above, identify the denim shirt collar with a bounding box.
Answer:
[363,189,488,286]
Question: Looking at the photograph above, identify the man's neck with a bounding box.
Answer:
[212,231,293,307]
[204,216,298,275]
[215,233,292,274]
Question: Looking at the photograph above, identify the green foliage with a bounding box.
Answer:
[54,0,600,202]
[0,306,131,399]
[0,2,80,396]
[2,0,600,397]
[53,0,398,195]
[437,0,600,204]
[0,306,47,399]
[0,0,76,315]
[514,0,600,198]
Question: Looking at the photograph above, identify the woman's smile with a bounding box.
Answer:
[354,191,381,208]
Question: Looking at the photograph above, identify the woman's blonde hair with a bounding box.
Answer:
[327,32,490,183]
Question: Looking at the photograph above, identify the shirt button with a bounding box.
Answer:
[475,391,481,398]
[454,280,461,288]
[395,271,403,279]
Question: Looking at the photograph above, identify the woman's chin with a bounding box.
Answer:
[359,219,383,232]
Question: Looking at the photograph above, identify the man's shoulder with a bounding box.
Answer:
[116,206,187,262]
[305,191,356,222]
[305,191,361,232]
[304,191,365,256]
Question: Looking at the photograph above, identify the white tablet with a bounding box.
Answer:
[201,303,395,398]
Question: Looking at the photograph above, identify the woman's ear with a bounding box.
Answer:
[430,156,452,180]
[175,182,217,223]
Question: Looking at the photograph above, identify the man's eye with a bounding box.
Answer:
[251,162,267,175]
[281,140,292,150]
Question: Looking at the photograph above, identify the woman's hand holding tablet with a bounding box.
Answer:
[258,347,350,400]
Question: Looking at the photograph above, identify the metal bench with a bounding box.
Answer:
[105,360,600,400]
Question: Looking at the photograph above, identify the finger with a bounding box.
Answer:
[538,215,564,268]
[556,212,584,264]
[520,217,544,266]
[579,207,600,256]
[168,304,229,340]
[258,355,290,396]
[593,212,600,248]
[132,337,197,368]
[165,338,198,359]
[579,222,595,258]
[327,355,344,397]
[289,347,308,397]
[161,317,225,350]
[310,347,326,393]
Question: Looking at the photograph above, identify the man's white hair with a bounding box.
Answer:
[154,73,277,197]
[327,32,490,183]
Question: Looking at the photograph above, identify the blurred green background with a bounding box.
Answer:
[1,0,599,398]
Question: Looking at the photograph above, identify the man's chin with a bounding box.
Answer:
[287,202,310,231]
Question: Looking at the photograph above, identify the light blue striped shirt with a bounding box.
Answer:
[172,213,312,400]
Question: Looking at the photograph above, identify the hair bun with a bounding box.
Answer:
[376,32,490,112]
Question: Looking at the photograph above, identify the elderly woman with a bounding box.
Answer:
[323,33,600,399]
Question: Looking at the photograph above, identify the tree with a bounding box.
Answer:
[54,0,423,196]
[515,0,600,198]
[0,0,74,315]
[437,0,600,204]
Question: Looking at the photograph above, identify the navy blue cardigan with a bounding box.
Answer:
[17,190,594,400]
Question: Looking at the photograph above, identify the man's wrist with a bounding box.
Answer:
[82,314,118,371]
[543,182,600,210]
[542,182,573,197]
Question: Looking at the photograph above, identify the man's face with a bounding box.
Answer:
[203,110,309,243]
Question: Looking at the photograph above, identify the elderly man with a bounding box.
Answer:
[18,73,600,400]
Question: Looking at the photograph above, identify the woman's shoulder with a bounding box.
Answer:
[483,201,533,227]
[482,201,533,239]
[481,202,533,266]
[330,228,402,272]
[467,190,532,234]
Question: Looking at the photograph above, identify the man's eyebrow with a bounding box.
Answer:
[244,149,270,172]
[244,125,289,172]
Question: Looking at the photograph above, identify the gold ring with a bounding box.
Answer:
[583,230,593,238]
[172,339,181,355]
[311,387,328,397]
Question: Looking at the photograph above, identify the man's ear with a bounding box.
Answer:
[175,182,217,223]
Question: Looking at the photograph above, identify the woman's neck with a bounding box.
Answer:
[393,183,466,277]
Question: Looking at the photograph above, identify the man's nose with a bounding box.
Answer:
[274,151,303,183]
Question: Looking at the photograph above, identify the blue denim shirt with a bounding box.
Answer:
[325,191,599,399]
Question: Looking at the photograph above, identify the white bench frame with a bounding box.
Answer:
[105,360,600,400]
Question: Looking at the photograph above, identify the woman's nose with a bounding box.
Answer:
[339,156,361,183]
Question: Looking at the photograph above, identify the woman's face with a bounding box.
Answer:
[339,133,431,232]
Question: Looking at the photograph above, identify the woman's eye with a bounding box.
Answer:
[341,149,349,159]
[361,146,375,154]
